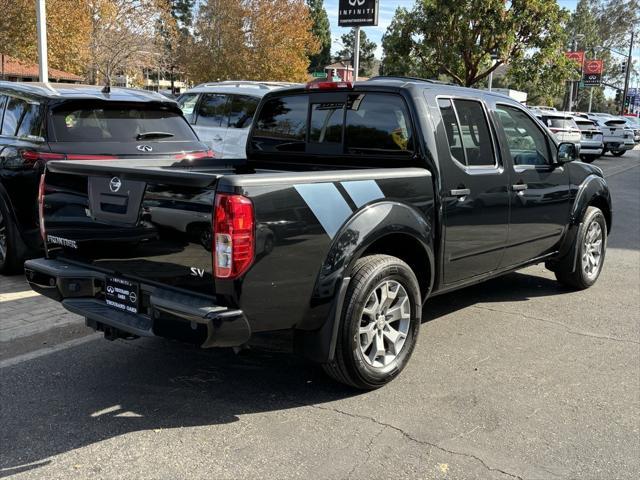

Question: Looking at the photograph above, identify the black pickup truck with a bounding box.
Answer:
[24,78,612,389]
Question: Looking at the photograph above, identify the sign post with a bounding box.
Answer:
[338,0,379,82]
[35,0,48,82]
[565,51,585,112]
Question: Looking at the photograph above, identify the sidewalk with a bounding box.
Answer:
[0,275,82,341]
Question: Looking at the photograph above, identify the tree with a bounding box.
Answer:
[0,0,91,76]
[307,0,331,72]
[184,0,318,83]
[381,0,572,88]
[336,28,377,77]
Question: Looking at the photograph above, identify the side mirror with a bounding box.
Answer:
[557,142,577,164]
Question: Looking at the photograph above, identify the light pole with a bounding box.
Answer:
[568,33,585,112]
[35,0,48,82]
[620,30,635,115]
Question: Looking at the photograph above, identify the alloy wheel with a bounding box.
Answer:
[359,280,411,368]
[582,221,603,280]
[0,208,6,263]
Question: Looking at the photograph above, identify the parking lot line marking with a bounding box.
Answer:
[0,290,41,302]
[0,333,100,369]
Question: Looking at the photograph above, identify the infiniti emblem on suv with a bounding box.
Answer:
[109,176,122,193]
[137,144,153,152]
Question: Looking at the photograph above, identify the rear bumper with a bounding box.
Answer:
[24,258,250,348]
[604,141,634,151]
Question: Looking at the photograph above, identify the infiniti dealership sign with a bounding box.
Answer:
[338,0,379,27]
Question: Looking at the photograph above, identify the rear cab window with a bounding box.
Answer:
[251,91,414,159]
[50,102,197,142]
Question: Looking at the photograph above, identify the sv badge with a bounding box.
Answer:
[190,267,205,277]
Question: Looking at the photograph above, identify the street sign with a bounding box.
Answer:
[338,0,379,27]
[565,51,585,74]
[312,71,327,78]
[583,59,604,86]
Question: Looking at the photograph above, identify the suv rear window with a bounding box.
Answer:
[51,104,197,142]
[576,120,597,130]
[542,117,576,129]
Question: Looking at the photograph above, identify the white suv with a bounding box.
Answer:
[176,81,299,160]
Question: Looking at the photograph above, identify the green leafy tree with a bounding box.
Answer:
[170,0,195,31]
[381,0,573,89]
[336,28,377,77]
[307,0,331,72]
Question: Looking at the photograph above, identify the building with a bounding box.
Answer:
[0,54,82,83]
[324,60,354,82]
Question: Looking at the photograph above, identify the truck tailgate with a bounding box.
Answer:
[41,159,230,297]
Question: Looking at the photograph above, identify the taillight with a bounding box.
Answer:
[213,193,255,279]
[175,150,215,161]
[306,81,353,90]
[21,150,117,166]
[38,173,46,243]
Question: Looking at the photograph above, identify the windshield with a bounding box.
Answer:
[51,104,197,142]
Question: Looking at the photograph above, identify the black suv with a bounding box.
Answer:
[0,82,213,273]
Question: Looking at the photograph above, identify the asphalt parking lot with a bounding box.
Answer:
[1,150,639,480]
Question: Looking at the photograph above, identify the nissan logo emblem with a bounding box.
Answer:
[109,176,122,193]
[137,144,153,152]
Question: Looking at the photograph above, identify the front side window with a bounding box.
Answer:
[345,93,413,155]
[196,93,229,127]
[252,95,307,151]
[495,105,550,166]
[228,95,260,129]
[176,93,199,123]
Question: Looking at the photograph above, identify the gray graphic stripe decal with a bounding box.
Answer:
[294,183,353,239]
[341,180,385,208]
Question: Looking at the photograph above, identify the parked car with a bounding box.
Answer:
[591,117,635,156]
[0,81,214,274]
[26,78,611,389]
[573,117,604,162]
[617,116,640,143]
[176,81,299,160]
[536,112,581,149]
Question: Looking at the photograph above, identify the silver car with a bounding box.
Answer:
[574,118,603,162]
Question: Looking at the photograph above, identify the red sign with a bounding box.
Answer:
[565,51,585,64]
[584,59,604,75]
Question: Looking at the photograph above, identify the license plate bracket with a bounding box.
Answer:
[105,276,139,314]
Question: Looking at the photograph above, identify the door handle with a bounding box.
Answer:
[450,188,471,196]
[511,183,528,192]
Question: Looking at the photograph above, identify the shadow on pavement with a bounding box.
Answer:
[0,268,574,477]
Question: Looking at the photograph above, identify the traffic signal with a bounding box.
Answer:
[615,90,622,103]
[621,61,627,73]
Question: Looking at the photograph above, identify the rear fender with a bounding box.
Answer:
[294,201,434,363]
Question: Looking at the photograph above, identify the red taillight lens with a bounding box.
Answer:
[38,173,46,243]
[21,150,117,165]
[213,193,254,279]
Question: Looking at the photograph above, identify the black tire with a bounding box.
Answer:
[554,206,607,290]
[611,150,626,157]
[0,197,24,275]
[580,155,597,163]
[322,254,422,389]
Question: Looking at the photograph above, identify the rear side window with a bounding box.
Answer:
[345,93,413,154]
[196,93,229,127]
[177,93,199,123]
[1,96,27,136]
[51,104,197,142]
[438,98,495,167]
[252,95,307,151]
[16,102,43,138]
[228,95,259,129]
[0,95,6,128]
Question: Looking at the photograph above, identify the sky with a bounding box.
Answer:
[325,0,581,58]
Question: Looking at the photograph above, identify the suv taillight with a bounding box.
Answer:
[21,150,117,166]
[38,174,46,243]
[213,193,255,279]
